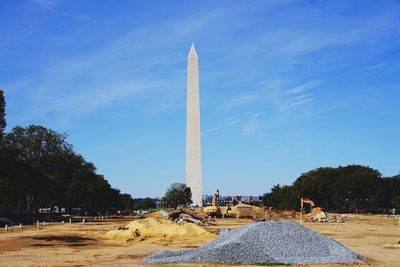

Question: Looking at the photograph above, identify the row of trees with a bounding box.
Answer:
[0,90,133,214]
[130,184,193,210]
[263,165,400,213]
[126,183,193,211]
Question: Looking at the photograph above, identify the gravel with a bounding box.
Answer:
[142,221,360,265]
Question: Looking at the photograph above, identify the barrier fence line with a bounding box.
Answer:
[2,216,110,232]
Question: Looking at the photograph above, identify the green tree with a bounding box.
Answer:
[1,125,128,214]
[162,183,192,208]
[0,91,129,214]
[383,175,400,210]
[0,142,47,213]
[134,198,156,210]
[292,165,382,212]
[263,165,388,213]
[120,193,134,210]
[3,125,74,210]
[263,184,297,210]
[0,90,6,138]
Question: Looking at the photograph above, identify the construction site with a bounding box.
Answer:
[1,1,400,266]
[1,195,399,267]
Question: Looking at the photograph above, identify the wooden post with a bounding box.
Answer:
[4,225,8,232]
[36,220,39,230]
[395,216,400,244]
[300,198,303,224]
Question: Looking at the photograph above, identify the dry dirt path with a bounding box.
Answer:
[0,215,398,266]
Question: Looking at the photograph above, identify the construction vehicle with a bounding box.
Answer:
[300,197,327,221]
[203,190,259,218]
[203,189,220,217]
[234,203,256,219]
[203,190,235,217]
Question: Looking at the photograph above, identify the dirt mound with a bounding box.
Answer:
[103,218,214,241]
[103,229,138,240]
[146,210,169,219]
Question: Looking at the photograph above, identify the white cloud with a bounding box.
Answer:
[29,0,56,10]
[241,113,263,136]
[363,63,386,71]
[280,97,316,112]
[287,80,319,94]
[208,116,243,133]
[223,93,257,109]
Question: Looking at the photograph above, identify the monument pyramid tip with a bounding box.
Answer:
[189,43,197,56]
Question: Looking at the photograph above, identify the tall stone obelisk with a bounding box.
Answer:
[186,43,202,207]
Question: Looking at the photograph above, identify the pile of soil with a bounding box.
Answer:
[103,218,215,241]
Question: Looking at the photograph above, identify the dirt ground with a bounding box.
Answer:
[0,215,398,267]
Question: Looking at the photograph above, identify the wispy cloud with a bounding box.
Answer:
[4,0,400,132]
[276,80,319,112]
[254,80,320,113]
[29,0,90,20]
[208,116,243,132]
[7,10,227,127]
[29,0,56,10]
[363,63,386,71]
[280,97,316,112]
[241,113,263,136]
[223,93,257,109]
[207,113,265,137]
[287,80,320,94]
[61,12,91,21]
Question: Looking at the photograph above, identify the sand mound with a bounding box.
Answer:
[103,218,214,241]
[103,229,138,240]
[146,210,169,219]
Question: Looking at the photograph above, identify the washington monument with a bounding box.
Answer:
[186,43,202,206]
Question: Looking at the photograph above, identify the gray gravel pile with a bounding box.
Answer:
[143,221,360,265]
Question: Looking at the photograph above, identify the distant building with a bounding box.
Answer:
[203,195,263,205]
[202,195,213,204]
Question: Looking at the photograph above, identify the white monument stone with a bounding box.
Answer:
[186,43,202,206]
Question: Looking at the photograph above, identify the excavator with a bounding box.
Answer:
[203,189,220,217]
[203,189,235,218]
[300,197,327,221]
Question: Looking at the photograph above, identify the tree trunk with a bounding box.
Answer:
[17,197,23,214]
[26,194,35,213]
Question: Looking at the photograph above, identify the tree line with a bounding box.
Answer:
[263,165,400,213]
[0,90,133,214]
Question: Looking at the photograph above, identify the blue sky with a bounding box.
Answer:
[1,0,399,198]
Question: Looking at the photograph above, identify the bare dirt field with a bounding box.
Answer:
[0,215,398,267]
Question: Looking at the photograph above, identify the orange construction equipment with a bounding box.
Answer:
[300,197,326,220]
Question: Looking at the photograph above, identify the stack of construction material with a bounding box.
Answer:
[146,208,213,225]
[306,212,346,223]
[143,221,360,265]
